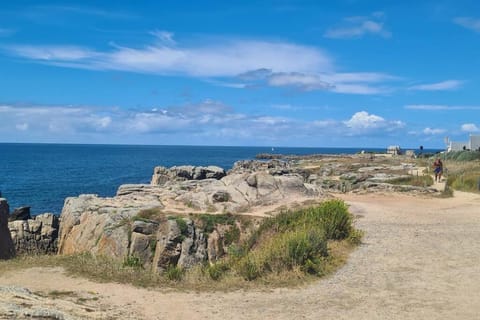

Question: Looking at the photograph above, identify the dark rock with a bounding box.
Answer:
[9,206,31,222]
[0,199,15,259]
[132,220,158,235]
[212,190,230,203]
[152,219,183,273]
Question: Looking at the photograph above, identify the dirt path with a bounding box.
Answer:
[1,191,480,319]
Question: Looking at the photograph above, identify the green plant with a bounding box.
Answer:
[317,200,352,240]
[123,255,142,268]
[347,229,365,246]
[198,213,237,233]
[260,227,327,272]
[237,257,260,281]
[224,225,241,245]
[165,265,184,281]
[206,262,230,281]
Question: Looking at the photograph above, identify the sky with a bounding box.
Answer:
[0,0,479,148]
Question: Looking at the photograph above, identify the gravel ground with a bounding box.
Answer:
[1,191,480,319]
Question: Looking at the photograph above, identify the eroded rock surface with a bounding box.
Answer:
[56,156,435,272]
[8,213,59,255]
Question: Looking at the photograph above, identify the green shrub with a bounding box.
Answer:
[234,199,356,280]
[347,229,365,246]
[224,225,241,245]
[450,174,480,192]
[445,151,480,161]
[237,257,260,281]
[165,265,184,281]
[316,200,352,240]
[122,255,142,268]
[198,213,236,233]
[206,262,230,281]
[258,227,327,273]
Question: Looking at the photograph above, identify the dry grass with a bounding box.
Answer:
[444,160,480,193]
[0,201,362,292]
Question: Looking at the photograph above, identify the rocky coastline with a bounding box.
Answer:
[1,155,437,270]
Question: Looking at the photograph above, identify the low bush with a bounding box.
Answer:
[165,265,184,282]
[0,199,361,290]
[445,151,480,161]
[123,255,142,268]
[234,199,357,280]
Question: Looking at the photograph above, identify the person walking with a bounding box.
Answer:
[433,158,443,182]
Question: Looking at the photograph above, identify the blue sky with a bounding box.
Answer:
[0,0,479,148]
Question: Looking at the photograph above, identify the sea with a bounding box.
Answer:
[0,143,439,215]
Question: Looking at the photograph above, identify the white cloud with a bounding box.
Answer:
[461,123,480,132]
[454,17,480,33]
[343,111,404,131]
[8,45,97,61]
[408,80,463,91]
[0,104,406,144]
[331,83,386,95]
[324,13,391,39]
[423,127,446,135]
[5,38,332,77]
[405,104,480,110]
[267,72,333,91]
[3,32,401,95]
[237,69,397,94]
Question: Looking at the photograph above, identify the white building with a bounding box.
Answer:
[387,145,401,155]
[448,135,480,152]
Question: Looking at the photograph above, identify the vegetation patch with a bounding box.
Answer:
[0,199,362,291]
[444,151,480,161]
[388,175,433,187]
[443,160,480,193]
[197,213,237,233]
[135,207,165,222]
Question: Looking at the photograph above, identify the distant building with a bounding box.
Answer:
[387,145,402,155]
[405,150,415,158]
[448,135,480,152]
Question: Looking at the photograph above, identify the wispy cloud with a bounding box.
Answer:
[3,32,400,95]
[405,104,480,110]
[4,38,332,77]
[324,12,391,39]
[408,80,463,91]
[461,123,480,132]
[454,17,480,33]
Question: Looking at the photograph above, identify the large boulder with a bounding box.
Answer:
[151,165,226,185]
[0,199,15,259]
[57,193,163,257]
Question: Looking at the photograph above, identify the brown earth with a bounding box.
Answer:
[1,190,480,319]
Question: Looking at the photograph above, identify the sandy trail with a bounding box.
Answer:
[1,191,480,319]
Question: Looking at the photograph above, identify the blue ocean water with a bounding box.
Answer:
[0,143,436,215]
